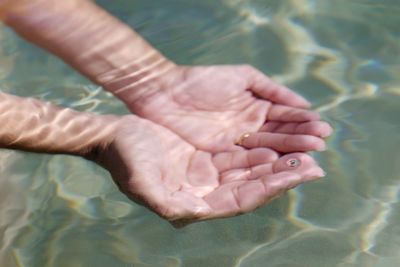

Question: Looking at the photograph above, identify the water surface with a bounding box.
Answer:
[1,0,399,266]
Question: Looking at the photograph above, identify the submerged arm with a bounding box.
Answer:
[0,92,326,222]
[0,92,117,156]
[1,0,171,101]
[1,0,331,154]
[1,0,311,108]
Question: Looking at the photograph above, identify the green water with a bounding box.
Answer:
[1,0,400,266]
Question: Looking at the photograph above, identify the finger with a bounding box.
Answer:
[212,148,278,172]
[240,132,326,152]
[237,158,325,213]
[219,163,273,184]
[237,161,324,213]
[203,180,257,218]
[203,153,325,220]
[267,104,320,122]
[272,153,325,180]
[260,121,333,138]
[248,67,310,108]
[203,172,307,218]
[220,152,325,184]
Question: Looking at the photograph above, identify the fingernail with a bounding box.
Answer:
[317,168,326,177]
[317,143,327,151]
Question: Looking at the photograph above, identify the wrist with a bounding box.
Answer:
[72,113,121,160]
[102,59,179,111]
[82,114,143,170]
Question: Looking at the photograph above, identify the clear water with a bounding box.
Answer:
[1,0,400,266]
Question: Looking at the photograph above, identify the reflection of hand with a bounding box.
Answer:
[94,115,325,222]
[123,65,332,152]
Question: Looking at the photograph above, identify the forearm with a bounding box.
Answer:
[0,92,117,157]
[2,0,174,102]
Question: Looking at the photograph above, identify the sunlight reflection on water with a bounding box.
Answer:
[0,0,400,266]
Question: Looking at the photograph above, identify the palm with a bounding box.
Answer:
[100,116,324,222]
[129,65,331,152]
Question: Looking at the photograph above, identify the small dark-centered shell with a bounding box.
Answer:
[286,158,300,168]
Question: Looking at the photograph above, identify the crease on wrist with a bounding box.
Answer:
[110,61,176,107]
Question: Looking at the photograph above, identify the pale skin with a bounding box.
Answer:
[0,92,324,222]
[0,0,331,222]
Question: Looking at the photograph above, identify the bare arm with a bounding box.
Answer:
[2,0,172,100]
[0,91,326,222]
[0,92,117,156]
[1,0,332,154]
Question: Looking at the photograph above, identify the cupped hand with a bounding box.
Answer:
[122,65,332,153]
[95,115,325,223]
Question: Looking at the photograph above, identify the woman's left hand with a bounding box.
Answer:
[95,115,325,223]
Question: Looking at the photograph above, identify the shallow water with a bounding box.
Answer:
[1,0,400,266]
